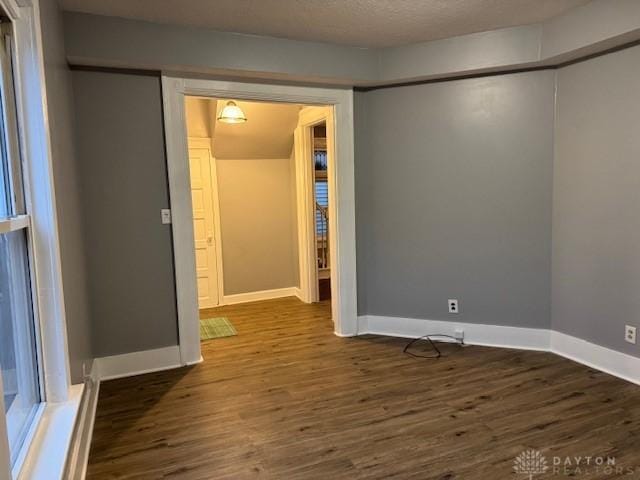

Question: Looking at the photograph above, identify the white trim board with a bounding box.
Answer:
[222,287,298,306]
[294,106,334,304]
[550,331,640,387]
[358,315,550,351]
[358,315,640,386]
[95,346,183,382]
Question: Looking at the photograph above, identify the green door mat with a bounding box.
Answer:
[200,317,237,340]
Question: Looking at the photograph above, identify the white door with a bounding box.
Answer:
[188,140,220,309]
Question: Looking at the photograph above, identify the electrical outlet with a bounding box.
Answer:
[625,325,637,344]
[448,299,459,314]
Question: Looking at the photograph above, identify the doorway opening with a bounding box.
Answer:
[182,97,336,342]
[313,123,331,301]
[162,77,357,365]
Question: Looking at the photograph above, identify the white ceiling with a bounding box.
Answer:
[59,0,591,48]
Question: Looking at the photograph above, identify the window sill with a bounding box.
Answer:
[16,384,84,480]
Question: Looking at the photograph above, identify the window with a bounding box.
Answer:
[314,150,328,237]
[0,21,41,467]
[315,179,328,236]
[313,150,327,171]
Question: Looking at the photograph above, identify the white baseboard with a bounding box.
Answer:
[96,345,182,381]
[551,331,640,386]
[222,287,298,305]
[358,315,640,385]
[358,315,550,351]
[64,363,100,480]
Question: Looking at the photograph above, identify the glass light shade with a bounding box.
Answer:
[217,101,247,124]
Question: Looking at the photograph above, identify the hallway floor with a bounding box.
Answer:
[87,297,640,479]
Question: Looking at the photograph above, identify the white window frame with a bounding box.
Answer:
[162,77,359,366]
[0,0,76,478]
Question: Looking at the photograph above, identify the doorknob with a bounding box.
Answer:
[207,235,213,244]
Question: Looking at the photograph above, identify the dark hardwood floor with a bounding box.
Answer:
[87,297,640,479]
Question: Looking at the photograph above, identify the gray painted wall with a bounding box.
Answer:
[378,25,541,83]
[552,45,640,357]
[63,38,640,362]
[354,71,555,328]
[38,0,92,383]
[541,0,640,61]
[63,12,377,85]
[216,158,299,295]
[71,70,178,358]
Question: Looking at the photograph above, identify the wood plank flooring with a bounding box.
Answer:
[87,297,640,479]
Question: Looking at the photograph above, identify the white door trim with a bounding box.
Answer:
[294,106,332,304]
[162,78,201,366]
[162,77,358,365]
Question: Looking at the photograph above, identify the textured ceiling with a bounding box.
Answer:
[59,0,591,48]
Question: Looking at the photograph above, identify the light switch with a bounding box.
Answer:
[161,209,172,225]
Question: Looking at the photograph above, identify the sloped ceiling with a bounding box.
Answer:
[59,0,591,48]
[212,100,301,160]
[185,97,217,139]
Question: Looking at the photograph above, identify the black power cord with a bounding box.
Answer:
[403,334,464,359]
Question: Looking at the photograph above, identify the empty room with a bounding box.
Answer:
[1,1,639,479]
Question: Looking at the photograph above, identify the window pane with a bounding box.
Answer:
[315,180,328,236]
[0,229,40,464]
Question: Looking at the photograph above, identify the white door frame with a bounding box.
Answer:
[295,106,333,303]
[162,76,358,365]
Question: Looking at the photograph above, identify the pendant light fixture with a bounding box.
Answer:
[217,101,247,124]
